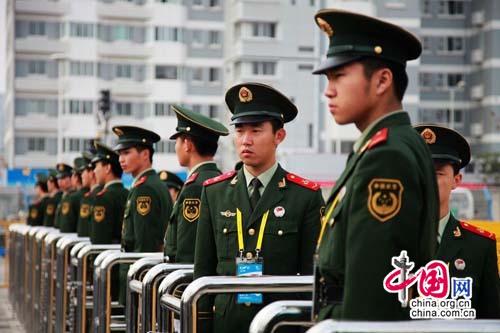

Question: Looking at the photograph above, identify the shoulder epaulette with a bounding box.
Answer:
[367,128,389,151]
[134,176,147,188]
[97,188,107,197]
[203,170,236,186]
[286,173,320,191]
[460,222,496,241]
[185,172,198,186]
[84,190,92,198]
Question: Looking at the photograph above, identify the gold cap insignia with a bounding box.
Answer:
[239,87,253,103]
[160,171,168,181]
[374,46,383,54]
[421,128,436,144]
[114,128,124,136]
[58,164,65,171]
[316,17,333,37]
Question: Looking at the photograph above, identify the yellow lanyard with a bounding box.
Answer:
[236,208,270,258]
[316,191,342,250]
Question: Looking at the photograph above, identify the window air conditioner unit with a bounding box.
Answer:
[470,123,483,137]
[472,11,484,26]
[471,49,483,64]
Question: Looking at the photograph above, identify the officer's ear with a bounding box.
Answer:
[274,128,286,146]
[373,67,393,97]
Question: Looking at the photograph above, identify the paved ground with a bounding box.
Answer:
[0,256,25,332]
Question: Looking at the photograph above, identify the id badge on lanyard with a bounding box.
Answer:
[235,209,269,304]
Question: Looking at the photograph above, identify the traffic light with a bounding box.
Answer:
[98,89,111,115]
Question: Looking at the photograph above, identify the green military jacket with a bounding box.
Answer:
[77,185,102,237]
[194,165,324,333]
[59,187,89,233]
[316,112,439,321]
[437,214,500,318]
[121,169,173,252]
[90,181,129,244]
[43,191,62,227]
[165,162,221,263]
[54,190,75,230]
[28,195,49,226]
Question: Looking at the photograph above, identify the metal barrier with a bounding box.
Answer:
[92,251,163,333]
[249,300,313,333]
[306,319,500,332]
[54,234,89,333]
[157,269,194,333]
[160,275,313,333]
[125,255,164,333]
[40,229,64,333]
[73,244,121,333]
[129,263,193,333]
[1,220,25,288]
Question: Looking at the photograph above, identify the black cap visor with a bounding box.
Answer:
[313,54,364,74]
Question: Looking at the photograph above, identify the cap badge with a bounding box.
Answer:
[316,17,333,37]
[274,206,285,218]
[58,164,64,171]
[454,258,465,271]
[421,128,436,144]
[114,128,124,136]
[239,87,253,103]
[160,171,168,181]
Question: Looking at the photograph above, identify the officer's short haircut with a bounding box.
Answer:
[74,173,82,184]
[135,144,154,164]
[180,133,218,157]
[435,160,461,176]
[359,57,408,102]
[37,182,48,193]
[270,119,284,133]
[100,160,123,179]
[48,177,59,189]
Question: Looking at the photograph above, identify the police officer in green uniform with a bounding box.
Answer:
[159,170,184,203]
[54,163,75,230]
[311,9,439,320]
[77,152,102,237]
[415,124,500,318]
[43,169,62,227]
[90,142,129,244]
[194,83,325,332]
[164,104,229,263]
[59,158,90,232]
[27,173,49,226]
[113,125,173,304]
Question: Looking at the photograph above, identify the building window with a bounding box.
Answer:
[422,37,431,52]
[70,61,94,76]
[155,65,178,79]
[155,140,176,153]
[252,62,276,76]
[438,0,464,16]
[69,100,93,115]
[419,72,432,88]
[116,64,132,78]
[192,68,203,82]
[209,68,220,82]
[154,103,175,116]
[15,98,58,116]
[209,105,218,118]
[447,73,464,87]
[193,0,203,7]
[191,30,203,47]
[208,31,221,46]
[28,138,45,152]
[70,23,95,37]
[28,21,46,36]
[28,60,46,75]
[298,46,314,52]
[209,0,220,7]
[419,108,463,124]
[437,36,464,53]
[422,0,431,15]
[252,22,276,38]
[155,26,181,42]
[298,64,314,71]
[114,102,132,116]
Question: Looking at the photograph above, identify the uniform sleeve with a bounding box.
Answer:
[477,239,500,318]
[343,147,436,319]
[300,190,324,275]
[194,187,217,333]
[164,202,178,261]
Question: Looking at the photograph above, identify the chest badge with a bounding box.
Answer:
[183,198,201,222]
[220,210,236,217]
[274,206,285,218]
[454,258,465,271]
[367,178,403,222]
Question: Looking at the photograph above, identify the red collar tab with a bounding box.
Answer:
[134,176,147,188]
[367,128,389,151]
[185,172,199,185]
[97,188,107,197]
